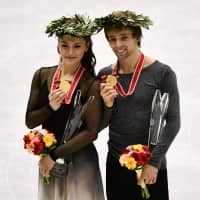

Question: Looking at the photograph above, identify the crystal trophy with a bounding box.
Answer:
[148,89,169,149]
[50,90,94,177]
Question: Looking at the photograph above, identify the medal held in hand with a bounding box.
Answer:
[59,80,71,92]
[51,65,85,104]
[106,75,117,86]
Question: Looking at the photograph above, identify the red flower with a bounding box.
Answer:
[123,149,129,154]
[137,160,145,166]
[34,141,45,155]
[142,145,149,151]
[23,135,30,145]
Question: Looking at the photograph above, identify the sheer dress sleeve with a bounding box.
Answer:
[25,68,54,129]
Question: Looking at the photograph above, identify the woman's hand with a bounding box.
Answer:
[100,83,118,108]
[48,89,66,111]
[137,164,158,185]
[39,155,55,177]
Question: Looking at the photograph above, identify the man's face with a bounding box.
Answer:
[106,28,139,60]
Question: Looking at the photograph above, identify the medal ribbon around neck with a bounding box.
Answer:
[51,65,85,104]
[113,53,144,97]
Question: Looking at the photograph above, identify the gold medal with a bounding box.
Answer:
[106,75,117,86]
[59,80,71,92]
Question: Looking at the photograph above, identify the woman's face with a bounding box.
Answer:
[58,35,89,66]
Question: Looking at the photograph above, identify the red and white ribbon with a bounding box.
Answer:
[51,65,85,104]
[113,53,144,97]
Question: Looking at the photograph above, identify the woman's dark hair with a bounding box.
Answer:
[81,37,96,75]
[57,36,96,76]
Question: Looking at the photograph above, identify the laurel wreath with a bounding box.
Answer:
[95,12,153,32]
[45,14,98,37]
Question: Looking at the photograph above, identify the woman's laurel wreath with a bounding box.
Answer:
[45,14,99,37]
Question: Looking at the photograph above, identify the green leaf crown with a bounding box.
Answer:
[95,11,153,32]
[45,14,98,37]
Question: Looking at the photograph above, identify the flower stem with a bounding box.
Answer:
[43,176,51,184]
[136,169,150,199]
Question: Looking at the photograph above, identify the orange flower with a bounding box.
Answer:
[119,154,130,166]
[25,143,35,153]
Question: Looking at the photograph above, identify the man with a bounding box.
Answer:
[96,11,180,200]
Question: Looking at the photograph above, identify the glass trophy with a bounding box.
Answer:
[50,90,94,177]
[148,89,169,150]
[62,90,94,143]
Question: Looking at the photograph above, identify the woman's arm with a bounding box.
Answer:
[25,68,54,129]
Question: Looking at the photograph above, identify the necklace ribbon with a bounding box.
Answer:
[51,65,85,104]
[113,53,144,97]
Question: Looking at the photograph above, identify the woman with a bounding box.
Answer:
[25,14,104,200]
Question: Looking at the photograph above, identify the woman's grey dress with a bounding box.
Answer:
[38,144,105,200]
[26,66,105,200]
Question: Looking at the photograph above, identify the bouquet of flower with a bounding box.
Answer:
[23,129,57,184]
[119,144,151,199]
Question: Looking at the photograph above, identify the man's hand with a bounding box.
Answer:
[100,83,118,107]
[137,164,158,185]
